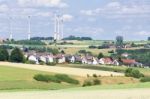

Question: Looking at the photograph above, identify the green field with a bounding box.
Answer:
[0,66,77,91]
[64,82,150,91]
[61,64,150,76]
[0,64,150,91]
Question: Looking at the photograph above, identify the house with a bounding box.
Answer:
[112,60,119,66]
[121,59,136,66]
[39,55,47,63]
[65,55,83,64]
[81,55,98,65]
[124,44,132,48]
[47,54,54,63]
[121,53,130,58]
[93,57,99,65]
[70,56,76,63]
[0,38,4,43]
[133,62,143,67]
[99,58,113,65]
[28,55,39,64]
[55,54,66,64]
[74,55,82,63]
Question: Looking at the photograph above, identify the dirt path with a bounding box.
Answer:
[0,88,150,99]
[0,62,123,77]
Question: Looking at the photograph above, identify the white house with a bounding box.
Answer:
[70,56,75,63]
[113,60,119,66]
[47,55,54,63]
[55,54,66,64]
[92,57,99,65]
[40,56,47,63]
[28,55,39,64]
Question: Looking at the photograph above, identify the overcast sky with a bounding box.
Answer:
[0,0,150,40]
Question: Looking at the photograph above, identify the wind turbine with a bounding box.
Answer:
[28,16,31,40]
[57,15,60,41]
[54,14,58,41]
[9,17,13,40]
[60,18,64,40]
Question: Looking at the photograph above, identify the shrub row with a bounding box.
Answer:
[34,74,79,84]
[125,68,144,78]
[82,79,101,87]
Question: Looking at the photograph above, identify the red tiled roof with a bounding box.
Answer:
[101,58,113,64]
[121,59,136,64]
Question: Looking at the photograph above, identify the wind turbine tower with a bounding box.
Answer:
[9,17,13,40]
[28,16,31,40]
[54,14,61,41]
[60,18,64,40]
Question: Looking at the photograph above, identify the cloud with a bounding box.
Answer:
[0,4,9,13]
[80,1,150,18]
[17,0,68,8]
[62,14,73,22]
[137,31,150,36]
[80,10,95,16]
[36,12,52,17]
[74,27,104,35]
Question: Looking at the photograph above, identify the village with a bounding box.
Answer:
[24,48,143,67]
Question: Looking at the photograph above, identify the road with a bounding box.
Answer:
[0,88,150,99]
[0,62,123,77]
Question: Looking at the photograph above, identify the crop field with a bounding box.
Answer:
[61,64,150,76]
[0,66,78,91]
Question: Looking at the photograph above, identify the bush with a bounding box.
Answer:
[34,74,79,84]
[34,74,49,82]
[125,68,144,78]
[55,74,79,84]
[82,80,93,87]
[93,79,101,85]
[93,74,98,78]
[46,62,56,66]
[26,60,36,64]
[39,61,45,65]
[82,79,101,87]
[108,50,114,53]
[140,77,150,82]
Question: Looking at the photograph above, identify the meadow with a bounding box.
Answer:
[0,66,78,91]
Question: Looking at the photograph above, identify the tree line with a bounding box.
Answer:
[63,35,92,40]
[0,47,25,63]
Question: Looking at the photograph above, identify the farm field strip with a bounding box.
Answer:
[0,62,124,77]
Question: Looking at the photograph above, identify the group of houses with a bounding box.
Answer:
[24,51,143,67]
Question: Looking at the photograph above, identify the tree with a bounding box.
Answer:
[0,48,9,61]
[116,36,124,48]
[98,53,104,59]
[10,48,25,63]
[61,50,65,54]
[148,37,150,41]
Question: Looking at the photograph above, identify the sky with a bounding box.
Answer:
[0,0,150,40]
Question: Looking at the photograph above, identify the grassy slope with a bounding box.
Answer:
[0,66,77,91]
[64,82,150,91]
[61,64,150,76]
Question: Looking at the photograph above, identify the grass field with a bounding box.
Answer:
[61,64,150,76]
[65,82,150,91]
[0,63,150,91]
[0,66,78,91]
